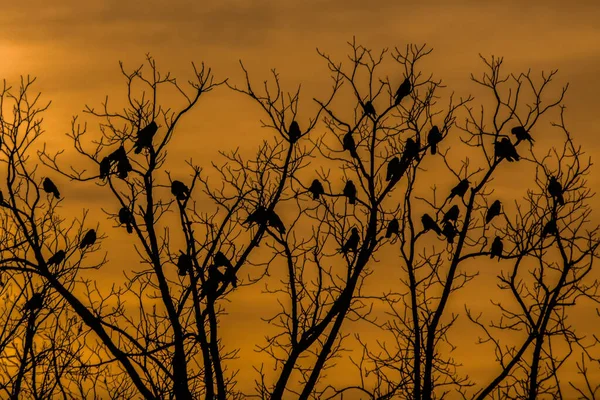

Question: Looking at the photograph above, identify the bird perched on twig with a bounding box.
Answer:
[343,132,358,159]
[511,126,534,144]
[447,179,470,201]
[386,157,408,182]
[363,101,376,117]
[421,214,441,235]
[394,78,411,105]
[245,206,268,226]
[548,176,565,206]
[134,121,158,154]
[23,293,43,313]
[442,205,460,224]
[495,138,520,162]
[428,126,443,155]
[268,210,286,234]
[343,180,357,205]
[486,200,502,224]
[401,137,420,162]
[214,251,233,269]
[386,218,400,238]
[47,250,66,266]
[177,252,192,276]
[490,236,503,259]
[43,178,60,199]
[308,179,325,200]
[118,207,134,233]
[79,229,97,249]
[100,157,112,179]
[442,222,458,244]
[288,121,301,143]
[341,228,360,254]
[542,219,558,238]
[171,180,190,202]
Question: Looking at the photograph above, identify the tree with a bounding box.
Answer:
[0,40,597,399]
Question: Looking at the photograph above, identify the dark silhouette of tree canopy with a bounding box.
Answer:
[0,40,598,400]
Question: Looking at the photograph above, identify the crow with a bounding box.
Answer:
[486,200,502,224]
[47,250,66,266]
[342,228,360,254]
[442,222,458,244]
[401,137,420,162]
[268,210,286,234]
[490,236,503,259]
[511,126,534,144]
[386,218,400,238]
[23,293,43,312]
[309,179,325,200]
[118,207,134,234]
[363,101,376,116]
[171,180,190,201]
[428,125,443,155]
[134,121,158,154]
[100,157,112,179]
[421,214,442,235]
[43,178,60,199]
[79,229,97,249]
[116,153,133,180]
[394,78,411,105]
[386,157,400,181]
[495,138,520,162]
[177,253,192,276]
[542,219,558,238]
[245,206,268,226]
[442,205,460,224]
[289,121,301,143]
[548,176,565,206]
[343,132,358,158]
[447,179,470,201]
[343,180,357,205]
[214,251,233,269]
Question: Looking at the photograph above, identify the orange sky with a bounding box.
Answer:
[2,0,600,397]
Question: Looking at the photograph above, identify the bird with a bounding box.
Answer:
[343,180,357,205]
[495,138,520,162]
[343,132,358,158]
[214,251,233,269]
[79,229,97,249]
[43,178,60,199]
[548,176,565,206]
[447,179,470,201]
[308,179,325,200]
[171,180,190,202]
[47,250,66,266]
[386,218,400,238]
[116,151,133,180]
[511,126,534,144]
[268,210,286,234]
[213,252,238,287]
[288,121,301,142]
[542,219,558,238]
[23,293,43,312]
[99,157,112,179]
[442,205,460,224]
[341,228,360,254]
[421,214,441,235]
[490,236,503,259]
[401,137,420,162]
[177,253,192,276]
[442,222,458,244]
[428,126,443,155]
[486,200,502,224]
[394,77,411,105]
[134,121,158,154]
[386,157,409,182]
[202,265,225,296]
[245,206,268,226]
[363,101,376,116]
[118,207,134,234]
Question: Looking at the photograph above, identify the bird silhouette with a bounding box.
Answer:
[343,180,357,205]
[511,126,534,144]
[100,157,112,179]
[542,219,558,238]
[47,250,66,266]
[486,200,502,224]
[177,253,192,276]
[386,218,400,238]
[421,214,442,235]
[134,121,158,154]
[490,236,503,259]
[23,293,43,312]
[214,251,233,269]
[394,78,411,105]
[548,176,565,206]
[43,178,60,199]
[213,252,238,287]
[442,222,458,244]
[363,101,376,116]
[401,137,420,162]
[343,132,358,158]
[202,265,225,296]
[428,126,443,155]
[118,207,134,234]
[79,229,97,249]
[442,205,460,224]
[171,180,190,202]
[447,179,470,201]
[289,121,301,143]
[495,138,520,162]
[116,151,133,179]
[245,206,268,226]
[268,210,286,234]
[309,179,325,200]
[386,157,409,182]
[342,227,360,254]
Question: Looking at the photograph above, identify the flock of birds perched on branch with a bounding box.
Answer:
[19,77,564,313]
